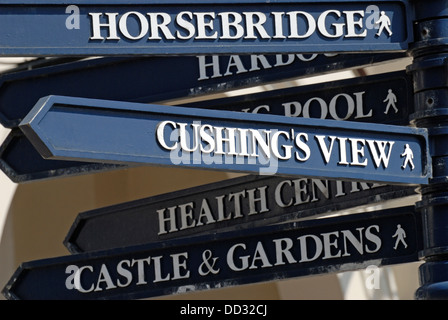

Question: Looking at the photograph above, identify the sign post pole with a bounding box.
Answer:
[409,0,448,299]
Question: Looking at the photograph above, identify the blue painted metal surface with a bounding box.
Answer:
[64,175,418,253]
[3,0,448,300]
[0,129,125,183]
[407,0,448,300]
[0,0,413,56]
[0,53,406,128]
[2,206,422,300]
[183,70,413,126]
[0,53,407,183]
[19,95,430,185]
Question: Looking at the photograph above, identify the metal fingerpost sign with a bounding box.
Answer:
[19,95,430,185]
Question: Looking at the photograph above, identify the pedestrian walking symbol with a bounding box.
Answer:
[401,144,415,170]
[392,224,408,250]
[375,11,393,37]
[384,89,398,114]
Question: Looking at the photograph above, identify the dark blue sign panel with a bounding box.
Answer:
[0,53,407,182]
[0,0,413,56]
[183,70,413,126]
[0,53,406,128]
[0,64,414,182]
[65,174,418,254]
[3,206,422,300]
[19,95,430,185]
[0,129,125,183]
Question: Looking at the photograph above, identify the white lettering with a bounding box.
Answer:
[156,121,178,150]
[366,140,394,168]
[176,11,195,39]
[119,12,148,40]
[344,10,367,37]
[288,11,316,38]
[273,238,297,265]
[315,135,336,164]
[195,12,218,39]
[94,264,117,291]
[90,13,120,40]
[227,243,249,271]
[90,9,377,41]
[219,12,244,39]
[295,132,311,161]
[243,12,270,39]
[318,10,344,38]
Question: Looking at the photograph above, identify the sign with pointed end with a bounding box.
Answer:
[0,53,407,183]
[0,1,413,56]
[0,53,407,128]
[64,174,418,254]
[183,70,414,126]
[0,129,125,183]
[19,95,430,185]
[3,206,422,300]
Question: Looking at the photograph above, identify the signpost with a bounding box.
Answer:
[1,66,412,183]
[2,0,448,301]
[183,70,413,126]
[2,206,423,300]
[65,174,418,254]
[0,53,407,128]
[19,95,430,185]
[0,1,413,56]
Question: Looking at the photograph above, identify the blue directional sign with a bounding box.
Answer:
[0,53,407,183]
[2,206,422,300]
[0,0,413,56]
[65,174,418,254]
[183,70,413,126]
[19,95,430,185]
[0,53,406,128]
[0,129,125,183]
